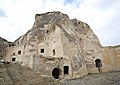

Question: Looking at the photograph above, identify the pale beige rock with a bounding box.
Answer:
[3,11,120,80]
[103,45,120,72]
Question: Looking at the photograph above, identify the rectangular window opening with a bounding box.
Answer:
[18,50,21,55]
[12,44,15,46]
[12,58,16,61]
[41,49,44,53]
[9,44,11,47]
[53,49,55,56]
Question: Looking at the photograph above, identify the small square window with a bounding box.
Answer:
[9,44,11,47]
[41,49,44,53]
[12,58,16,61]
[12,44,15,46]
[18,50,21,55]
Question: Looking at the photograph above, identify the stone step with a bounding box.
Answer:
[0,72,4,73]
[0,73,4,75]
[0,71,4,77]
[0,69,5,71]
[0,82,5,85]
[0,71,4,73]
[0,64,5,68]
[0,72,4,74]
[0,77,4,79]
[0,75,4,76]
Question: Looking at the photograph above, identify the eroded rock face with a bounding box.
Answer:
[0,37,9,60]
[1,11,120,84]
[4,11,104,81]
[0,63,54,85]
[71,19,103,72]
[0,64,13,85]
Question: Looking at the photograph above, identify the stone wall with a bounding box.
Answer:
[103,45,120,72]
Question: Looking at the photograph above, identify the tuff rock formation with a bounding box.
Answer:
[0,37,9,60]
[4,11,103,79]
[0,11,120,85]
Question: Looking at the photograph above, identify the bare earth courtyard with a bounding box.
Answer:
[57,71,120,85]
[1,63,120,85]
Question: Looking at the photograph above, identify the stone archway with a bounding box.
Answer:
[95,59,102,73]
[52,68,61,79]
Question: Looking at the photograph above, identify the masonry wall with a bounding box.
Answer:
[103,46,120,72]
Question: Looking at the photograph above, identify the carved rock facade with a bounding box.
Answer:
[3,11,119,80]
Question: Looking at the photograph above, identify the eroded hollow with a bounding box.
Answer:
[52,68,61,79]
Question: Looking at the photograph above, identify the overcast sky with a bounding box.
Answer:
[0,0,120,46]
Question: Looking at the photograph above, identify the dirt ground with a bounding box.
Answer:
[1,63,120,85]
[56,71,120,85]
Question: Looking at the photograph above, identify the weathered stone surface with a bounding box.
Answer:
[4,11,104,80]
[103,45,120,72]
[0,64,13,85]
[0,63,54,85]
[0,37,9,60]
[0,11,120,84]
[57,71,120,85]
[5,11,89,79]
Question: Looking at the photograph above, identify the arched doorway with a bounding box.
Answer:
[52,68,61,79]
[95,59,102,73]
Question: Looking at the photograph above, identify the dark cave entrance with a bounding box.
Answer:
[95,59,102,73]
[52,68,61,79]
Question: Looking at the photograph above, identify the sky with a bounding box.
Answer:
[0,0,120,46]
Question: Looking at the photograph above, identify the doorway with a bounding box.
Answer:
[64,66,69,74]
[95,59,102,73]
[52,68,61,79]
